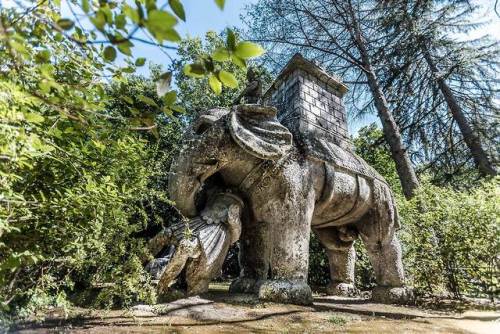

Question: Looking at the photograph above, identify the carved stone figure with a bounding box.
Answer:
[146,191,243,296]
[167,104,412,305]
[233,66,262,105]
[152,55,412,305]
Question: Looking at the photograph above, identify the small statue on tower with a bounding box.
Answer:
[234,66,262,105]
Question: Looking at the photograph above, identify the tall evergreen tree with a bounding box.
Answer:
[378,0,498,180]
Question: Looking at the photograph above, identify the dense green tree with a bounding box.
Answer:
[0,24,157,317]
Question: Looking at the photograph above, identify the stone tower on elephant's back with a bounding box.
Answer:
[263,53,351,149]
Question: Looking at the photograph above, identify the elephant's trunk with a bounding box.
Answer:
[168,171,201,218]
[168,139,222,218]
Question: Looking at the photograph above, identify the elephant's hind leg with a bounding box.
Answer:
[313,226,357,296]
[356,180,413,304]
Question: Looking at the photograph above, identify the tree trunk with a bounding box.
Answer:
[347,3,420,198]
[364,63,420,199]
[422,43,497,177]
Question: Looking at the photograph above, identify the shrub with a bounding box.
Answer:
[398,177,499,299]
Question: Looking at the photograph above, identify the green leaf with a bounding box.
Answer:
[162,29,181,42]
[163,90,177,106]
[24,113,45,124]
[226,28,236,51]
[103,46,117,61]
[234,41,265,59]
[81,0,90,13]
[212,47,231,61]
[101,7,113,24]
[122,96,134,104]
[115,14,127,30]
[214,0,225,10]
[122,66,136,73]
[231,55,247,69]
[9,40,28,55]
[138,94,159,108]
[162,106,173,117]
[57,18,74,30]
[169,0,186,21]
[90,11,106,30]
[171,105,186,114]
[35,50,51,63]
[39,79,51,93]
[147,10,177,33]
[123,4,140,24]
[183,63,206,78]
[218,70,238,89]
[117,40,133,56]
[145,0,157,11]
[156,72,172,97]
[208,74,222,95]
[135,57,146,66]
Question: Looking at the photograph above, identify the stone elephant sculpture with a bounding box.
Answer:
[168,104,411,305]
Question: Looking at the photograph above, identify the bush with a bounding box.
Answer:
[398,177,499,299]
[0,11,182,320]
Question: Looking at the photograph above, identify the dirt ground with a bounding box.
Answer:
[11,283,500,334]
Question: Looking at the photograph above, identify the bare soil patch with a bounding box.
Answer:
[11,283,500,334]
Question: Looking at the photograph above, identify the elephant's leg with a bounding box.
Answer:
[230,218,271,294]
[313,227,357,296]
[356,181,413,304]
[257,193,315,305]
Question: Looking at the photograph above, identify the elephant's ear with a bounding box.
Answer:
[229,105,292,160]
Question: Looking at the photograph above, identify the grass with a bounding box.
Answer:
[327,314,348,326]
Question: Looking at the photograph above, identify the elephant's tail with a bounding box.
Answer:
[391,190,401,230]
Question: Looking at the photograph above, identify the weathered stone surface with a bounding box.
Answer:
[147,192,244,297]
[258,279,313,305]
[327,282,358,297]
[371,286,415,305]
[264,53,351,150]
[161,54,410,305]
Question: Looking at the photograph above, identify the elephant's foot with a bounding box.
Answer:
[229,277,260,294]
[326,282,357,297]
[257,279,312,305]
[371,286,414,305]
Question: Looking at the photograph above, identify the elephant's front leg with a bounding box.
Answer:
[229,218,272,294]
[256,192,315,305]
[313,226,357,296]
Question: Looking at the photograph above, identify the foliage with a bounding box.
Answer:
[0,7,178,323]
[377,0,499,181]
[0,0,266,322]
[352,124,402,194]
[170,30,272,115]
[183,28,264,93]
[308,234,329,287]
[399,178,499,299]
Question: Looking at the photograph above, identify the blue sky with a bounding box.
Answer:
[132,0,258,69]
[4,0,498,134]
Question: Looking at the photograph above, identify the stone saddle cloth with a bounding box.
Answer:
[301,136,399,228]
[302,136,387,184]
